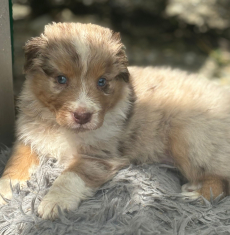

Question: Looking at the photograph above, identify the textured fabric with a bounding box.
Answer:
[0,148,230,235]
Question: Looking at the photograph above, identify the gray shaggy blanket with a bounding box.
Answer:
[0,147,230,235]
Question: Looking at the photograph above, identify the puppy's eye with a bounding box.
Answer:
[57,75,67,84]
[97,78,106,87]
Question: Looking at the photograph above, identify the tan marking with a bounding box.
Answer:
[2,142,39,181]
[197,176,227,201]
[169,125,199,181]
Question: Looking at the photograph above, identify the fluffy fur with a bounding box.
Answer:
[0,22,230,219]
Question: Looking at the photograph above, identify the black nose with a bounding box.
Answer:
[73,112,92,125]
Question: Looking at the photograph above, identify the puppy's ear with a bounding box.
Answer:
[24,36,47,73]
[111,31,121,41]
[116,69,130,83]
[112,32,129,83]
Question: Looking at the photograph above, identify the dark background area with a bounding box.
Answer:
[12,0,230,95]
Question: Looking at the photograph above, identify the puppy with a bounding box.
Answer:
[0,22,229,220]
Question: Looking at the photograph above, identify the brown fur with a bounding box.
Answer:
[2,142,39,181]
[1,22,230,219]
[67,156,129,188]
[197,176,227,200]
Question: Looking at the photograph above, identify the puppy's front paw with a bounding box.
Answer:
[0,178,14,204]
[38,172,93,220]
[38,191,81,220]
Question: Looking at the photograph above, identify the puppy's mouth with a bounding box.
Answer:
[73,125,92,132]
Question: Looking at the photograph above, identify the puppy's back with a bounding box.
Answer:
[123,66,230,173]
[129,66,230,112]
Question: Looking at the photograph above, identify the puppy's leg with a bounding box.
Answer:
[182,176,227,201]
[38,156,128,220]
[170,126,227,201]
[0,142,39,204]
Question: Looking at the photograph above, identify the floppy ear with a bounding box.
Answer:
[24,36,46,73]
[115,69,130,83]
[112,32,129,83]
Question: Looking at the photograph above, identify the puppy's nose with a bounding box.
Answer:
[73,111,92,125]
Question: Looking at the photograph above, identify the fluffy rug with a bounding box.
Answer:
[0,147,230,235]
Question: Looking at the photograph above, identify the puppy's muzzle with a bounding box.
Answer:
[73,111,92,125]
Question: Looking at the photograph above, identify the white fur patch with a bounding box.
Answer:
[72,33,90,76]
[78,82,100,112]
[181,191,201,200]
[38,172,93,220]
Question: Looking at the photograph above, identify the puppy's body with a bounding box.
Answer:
[1,22,230,219]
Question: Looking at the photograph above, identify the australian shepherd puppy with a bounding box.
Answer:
[0,22,230,220]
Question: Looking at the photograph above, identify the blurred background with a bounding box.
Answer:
[12,0,230,95]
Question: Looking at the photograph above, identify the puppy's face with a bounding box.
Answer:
[24,23,129,131]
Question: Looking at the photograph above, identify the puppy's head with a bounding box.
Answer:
[24,22,129,131]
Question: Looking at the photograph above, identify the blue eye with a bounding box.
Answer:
[97,78,106,87]
[57,75,67,84]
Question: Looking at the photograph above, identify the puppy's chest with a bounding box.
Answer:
[18,115,122,165]
[71,132,119,158]
[34,127,119,164]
